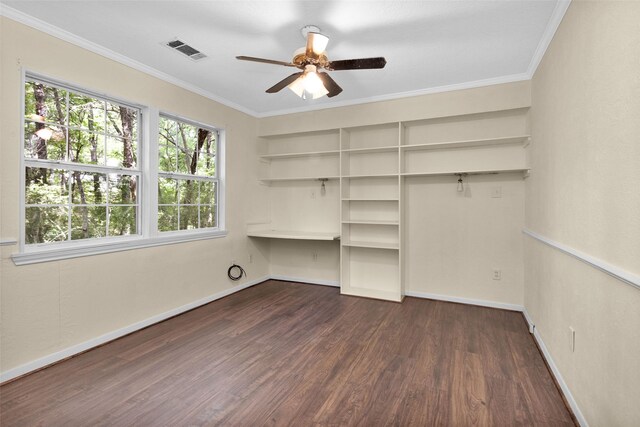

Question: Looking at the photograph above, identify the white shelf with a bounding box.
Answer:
[342,173,398,179]
[401,168,529,177]
[342,220,399,225]
[260,150,340,160]
[341,146,398,154]
[342,240,399,250]
[259,176,340,182]
[401,135,530,151]
[342,199,399,202]
[247,230,340,241]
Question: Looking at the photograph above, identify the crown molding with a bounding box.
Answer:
[0,4,261,118]
[526,0,572,78]
[1,1,571,119]
[256,72,531,118]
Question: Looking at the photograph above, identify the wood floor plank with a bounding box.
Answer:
[0,281,575,426]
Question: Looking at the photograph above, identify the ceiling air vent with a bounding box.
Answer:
[165,39,207,61]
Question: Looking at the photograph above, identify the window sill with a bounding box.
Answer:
[11,230,228,266]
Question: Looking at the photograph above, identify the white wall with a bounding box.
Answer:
[0,17,270,376]
[405,173,524,305]
[527,1,640,425]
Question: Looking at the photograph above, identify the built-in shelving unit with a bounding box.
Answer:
[252,107,531,303]
[340,124,403,302]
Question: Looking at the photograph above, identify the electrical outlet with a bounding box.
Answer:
[492,269,502,280]
[312,253,318,262]
[491,186,502,198]
[569,326,576,352]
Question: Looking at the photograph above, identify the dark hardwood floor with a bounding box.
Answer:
[0,280,575,426]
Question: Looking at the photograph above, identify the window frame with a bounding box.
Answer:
[13,70,226,266]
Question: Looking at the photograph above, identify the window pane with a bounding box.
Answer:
[25,206,68,244]
[158,206,178,232]
[197,154,216,177]
[158,178,178,204]
[108,206,137,236]
[177,122,198,174]
[25,168,68,205]
[108,174,137,204]
[158,137,176,172]
[199,181,216,205]
[25,81,67,126]
[24,122,66,161]
[179,206,198,230]
[158,117,177,172]
[71,172,107,204]
[71,206,107,240]
[69,93,105,132]
[179,179,198,205]
[200,206,215,228]
[106,103,137,139]
[106,136,136,169]
[68,129,105,165]
[201,131,216,157]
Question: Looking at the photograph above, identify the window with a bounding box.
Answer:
[23,76,140,245]
[18,73,225,263]
[157,115,218,232]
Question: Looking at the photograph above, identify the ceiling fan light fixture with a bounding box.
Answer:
[309,32,329,55]
[288,65,329,99]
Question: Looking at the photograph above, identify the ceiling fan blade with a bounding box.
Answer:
[236,56,297,67]
[266,73,304,93]
[318,72,343,98]
[327,57,387,71]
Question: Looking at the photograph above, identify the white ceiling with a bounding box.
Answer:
[1,1,564,117]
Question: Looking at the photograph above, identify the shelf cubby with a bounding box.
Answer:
[401,109,529,146]
[341,123,399,150]
[401,137,528,175]
[342,150,398,177]
[341,201,399,223]
[262,129,340,156]
[341,246,401,302]
[341,175,399,200]
[342,223,399,246]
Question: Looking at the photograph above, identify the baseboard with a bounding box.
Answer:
[405,290,524,312]
[522,306,536,334]
[0,275,270,384]
[269,274,340,288]
[522,308,588,427]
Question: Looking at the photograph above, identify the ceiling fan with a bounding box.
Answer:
[237,25,386,99]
